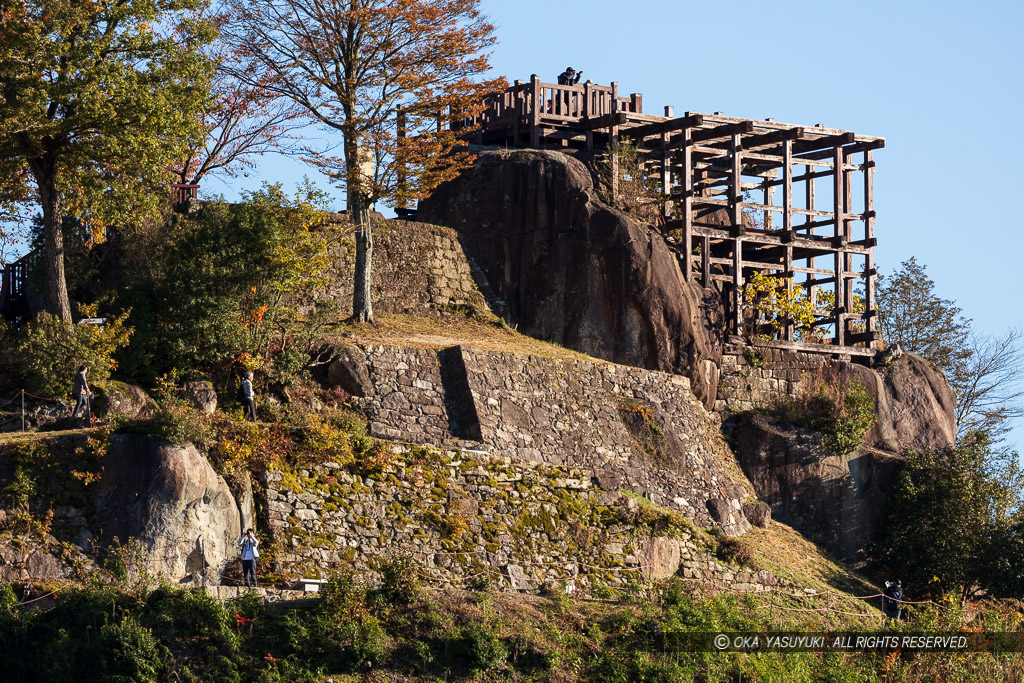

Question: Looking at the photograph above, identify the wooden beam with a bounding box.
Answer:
[624,114,704,142]
[795,131,856,155]
[756,338,877,358]
[796,138,884,162]
[743,127,804,150]
[693,120,755,144]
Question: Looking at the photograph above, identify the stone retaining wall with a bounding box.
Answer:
[355,345,751,532]
[263,448,781,595]
[323,220,491,318]
[713,345,831,418]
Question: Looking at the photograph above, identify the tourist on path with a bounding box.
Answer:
[241,371,256,422]
[238,529,260,588]
[71,364,93,420]
[883,579,903,621]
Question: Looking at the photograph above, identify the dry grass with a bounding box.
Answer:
[330,312,599,363]
[0,428,96,445]
[742,520,883,625]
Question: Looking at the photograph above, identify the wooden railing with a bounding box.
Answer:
[454,75,642,142]
[171,183,199,206]
[0,253,32,323]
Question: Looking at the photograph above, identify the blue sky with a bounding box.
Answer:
[215,0,1024,448]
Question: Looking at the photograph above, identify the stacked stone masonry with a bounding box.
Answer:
[356,344,751,532]
[714,345,830,418]
[262,449,787,595]
[323,220,491,318]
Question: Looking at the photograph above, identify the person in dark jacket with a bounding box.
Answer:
[883,579,903,620]
[241,371,256,422]
[557,67,582,85]
[71,364,92,418]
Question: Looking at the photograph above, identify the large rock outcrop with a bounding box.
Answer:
[734,412,904,563]
[418,149,724,409]
[830,353,956,453]
[95,435,241,584]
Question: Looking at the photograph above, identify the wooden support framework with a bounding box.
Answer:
[457,83,884,354]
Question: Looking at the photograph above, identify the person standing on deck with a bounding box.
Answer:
[557,67,583,85]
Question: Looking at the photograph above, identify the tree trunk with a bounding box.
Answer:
[33,163,73,321]
[350,186,373,324]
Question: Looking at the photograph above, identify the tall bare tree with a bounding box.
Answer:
[225,0,501,322]
[952,329,1024,449]
[879,258,1024,450]
[176,13,304,186]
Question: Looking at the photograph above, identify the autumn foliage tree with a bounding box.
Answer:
[226,0,502,322]
[175,13,303,186]
[0,0,215,321]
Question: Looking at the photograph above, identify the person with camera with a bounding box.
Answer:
[557,66,583,85]
[238,528,260,588]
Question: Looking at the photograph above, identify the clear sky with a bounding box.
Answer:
[210,0,1024,448]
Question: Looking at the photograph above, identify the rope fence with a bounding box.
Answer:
[0,388,96,432]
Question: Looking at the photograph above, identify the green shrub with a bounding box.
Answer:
[100,614,164,682]
[376,554,421,605]
[13,310,132,397]
[349,615,389,667]
[714,536,759,570]
[118,399,215,449]
[462,622,508,671]
[778,375,876,455]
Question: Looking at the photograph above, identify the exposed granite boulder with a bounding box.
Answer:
[418,149,725,409]
[94,381,156,420]
[828,352,956,453]
[705,498,751,537]
[314,344,374,398]
[734,412,903,562]
[742,502,772,528]
[640,536,681,579]
[95,435,241,584]
[176,380,218,414]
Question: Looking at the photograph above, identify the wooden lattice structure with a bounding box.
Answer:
[453,76,885,356]
[0,253,32,324]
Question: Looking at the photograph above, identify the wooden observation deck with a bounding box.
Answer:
[454,75,885,356]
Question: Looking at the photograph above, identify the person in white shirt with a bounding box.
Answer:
[237,528,260,587]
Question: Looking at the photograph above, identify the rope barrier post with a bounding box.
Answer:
[20,390,25,432]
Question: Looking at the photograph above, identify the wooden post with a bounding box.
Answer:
[530,74,541,148]
[804,162,817,311]
[396,109,407,211]
[843,148,854,340]
[682,127,693,280]
[584,80,593,151]
[783,139,794,341]
[610,82,620,200]
[730,133,743,235]
[661,131,672,221]
[832,145,845,347]
[20,389,24,432]
[702,236,711,289]
[864,149,876,336]
[733,238,744,335]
